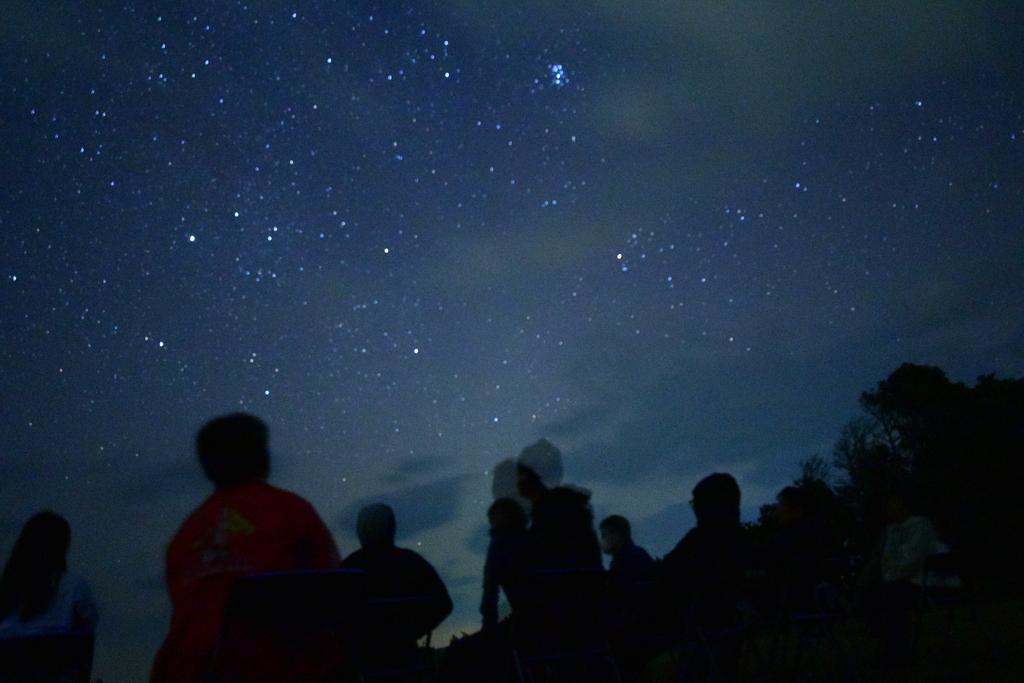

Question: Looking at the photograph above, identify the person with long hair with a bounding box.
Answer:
[0,510,97,638]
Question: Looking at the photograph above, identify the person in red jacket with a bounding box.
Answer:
[151,413,340,683]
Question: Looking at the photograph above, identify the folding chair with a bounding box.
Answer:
[912,551,964,656]
[787,609,848,681]
[607,579,672,676]
[693,599,771,683]
[753,557,847,683]
[206,568,369,682]
[357,595,441,683]
[635,582,771,683]
[0,631,94,683]
[511,567,622,683]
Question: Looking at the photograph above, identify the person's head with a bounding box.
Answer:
[884,480,917,524]
[196,413,270,488]
[516,439,563,502]
[775,485,811,526]
[691,473,741,529]
[491,458,520,500]
[488,497,527,531]
[357,503,397,549]
[599,515,632,555]
[0,511,71,621]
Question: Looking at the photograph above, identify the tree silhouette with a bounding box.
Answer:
[759,363,1024,583]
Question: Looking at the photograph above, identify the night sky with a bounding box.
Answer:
[2,2,1023,679]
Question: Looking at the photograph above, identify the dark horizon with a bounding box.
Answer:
[2,2,1023,679]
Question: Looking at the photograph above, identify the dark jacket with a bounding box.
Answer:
[760,517,835,615]
[609,541,655,586]
[526,486,602,571]
[660,524,749,630]
[341,545,452,657]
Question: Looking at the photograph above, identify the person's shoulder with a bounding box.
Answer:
[259,483,322,515]
[168,492,220,544]
[549,485,592,507]
[61,571,91,593]
[48,571,91,608]
[664,528,698,558]
[634,544,655,562]
[179,489,219,519]
[340,548,367,568]
[397,547,439,570]
[396,546,428,562]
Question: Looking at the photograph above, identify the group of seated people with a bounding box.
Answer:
[0,412,956,682]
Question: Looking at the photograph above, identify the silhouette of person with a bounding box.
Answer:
[150,413,340,683]
[491,457,529,510]
[599,513,657,672]
[659,473,748,631]
[0,511,97,638]
[760,486,834,617]
[600,515,655,586]
[516,439,601,570]
[863,483,950,668]
[481,497,528,628]
[340,503,453,665]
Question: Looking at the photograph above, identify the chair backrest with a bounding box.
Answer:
[0,631,94,682]
[778,554,845,618]
[207,569,369,682]
[922,552,962,592]
[514,567,609,647]
[222,568,369,627]
[350,594,443,678]
[362,594,440,647]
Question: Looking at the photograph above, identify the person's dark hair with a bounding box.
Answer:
[488,497,527,530]
[196,413,270,487]
[692,473,741,528]
[886,477,919,511]
[0,511,71,622]
[516,463,542,485]
[599,514,632,538]
[491,458,520,500]
[777,485,812,513]
[357,503,397,549]
[516,439,563,488]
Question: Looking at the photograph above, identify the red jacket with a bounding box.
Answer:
[151,481,340,682]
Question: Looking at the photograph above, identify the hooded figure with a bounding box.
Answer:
[341,504,452,665]
[514,440,601,570]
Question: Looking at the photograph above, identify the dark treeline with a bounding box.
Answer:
[748,362,1024,583]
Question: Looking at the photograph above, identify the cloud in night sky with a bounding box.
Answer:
[380,455,453,485]
[338,474,473,541]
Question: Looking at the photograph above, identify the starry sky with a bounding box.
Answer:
[2,2,1023,679]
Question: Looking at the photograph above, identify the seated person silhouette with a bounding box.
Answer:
[341,503,453,667]
[600,514,656,661]
[659,473,749,632]
[760,485,835,617]
[516,439,602,571]
[0,511,98,682]
[490,457,529,508]
[600,514,655,586]
[481,497,528,629]
[863,482,952,668]
[150,413,340,683]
